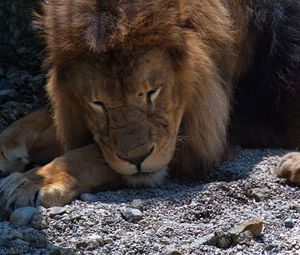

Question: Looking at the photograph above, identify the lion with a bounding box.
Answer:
[0,0,299,211]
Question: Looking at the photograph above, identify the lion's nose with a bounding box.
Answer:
[117,146,154,170]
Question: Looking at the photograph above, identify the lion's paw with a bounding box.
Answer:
[275,152,300,185]
[0,136,29,176]
[0,168,77,212]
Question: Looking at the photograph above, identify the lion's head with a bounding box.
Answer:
[39,0,233,185]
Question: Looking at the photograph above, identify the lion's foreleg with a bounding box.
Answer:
[0,144,123,210]
[0,109,56,175]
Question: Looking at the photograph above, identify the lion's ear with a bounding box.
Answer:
[47,73,92,152]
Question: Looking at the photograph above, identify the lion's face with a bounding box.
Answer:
[65,48,186,184]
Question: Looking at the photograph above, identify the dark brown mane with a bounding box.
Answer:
[36,0,187,66]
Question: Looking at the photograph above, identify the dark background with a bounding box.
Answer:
[0,0,45,131]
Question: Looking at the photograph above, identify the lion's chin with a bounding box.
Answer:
[123,168,167,187]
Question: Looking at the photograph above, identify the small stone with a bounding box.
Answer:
[69,211,82,220]
[119,207,143,222]
[103,237,114,244]
[234,230,253,245]
[76,234,104,250]
[289,204,300,211]
[163,247,182,255]
[130,199,144,209]
[197,233,216,246]
[30,213,49,230]
[250,188,269,201]
[250,188,269,202]
[10,207,37,227]
[49,206,67,216]
[284,218,295,228]
[231,219,264,237]
[80,193,98,202]
[214,231,232,249]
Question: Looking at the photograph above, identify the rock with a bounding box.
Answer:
[214,231,232,249]
[10,207,37,227]
[130,199,144,209]
[197,233,216,246]
[80,193,98,202]
[250,188,269,202]
[198,231,232,248]
[163,247,182,255]
[231,219,264,237]
[76,234,104,250]
[48,206,67,216]
[30,213,49,230]
[119,207,143,222]
[234,230,253,245]
[289,204,300,211]
[284,218,295,229]
[103,236,114,244]
[69,211,82,221]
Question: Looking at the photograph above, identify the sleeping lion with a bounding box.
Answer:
[0,0,299,211]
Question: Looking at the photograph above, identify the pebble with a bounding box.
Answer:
[48,206,67,216]
[214,231,232,249]
[69,211,82,221]
[76,234,104,250]
[80,193,99,202]
[30,213,49,230]
[163,247,182,255]
[284,218,295,228]
[250,188,269,201]
[119,207,143,222]
[130,199,144,209]
[230,219,264,237]
[9,207,37,227]
[197,233,216,246]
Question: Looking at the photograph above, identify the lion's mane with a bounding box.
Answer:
[36,0,300,176]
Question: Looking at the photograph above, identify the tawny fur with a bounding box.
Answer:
[0,0,299,210]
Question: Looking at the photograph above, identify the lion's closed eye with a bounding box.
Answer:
[90,101,106,112]
[147,87,161,106]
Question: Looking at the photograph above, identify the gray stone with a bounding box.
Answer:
[30,213,49,230]
[163,247,182,255]
[119,207,143,222]
[284,218,295,228]
[80,193,98,202]
[69,211,82,221]
[214,231,232,249]
[76,234,104,250]
[197,233,216,246]
[48,206,67,216]
[250,188,269,202]
[10,207,37,227]
[130,199,144,209]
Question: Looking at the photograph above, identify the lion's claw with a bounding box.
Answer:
[0,172,40,212]
[276,152,300,185]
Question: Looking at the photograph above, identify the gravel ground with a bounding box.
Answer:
[0,67,299,254]
[0,150,299,255]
